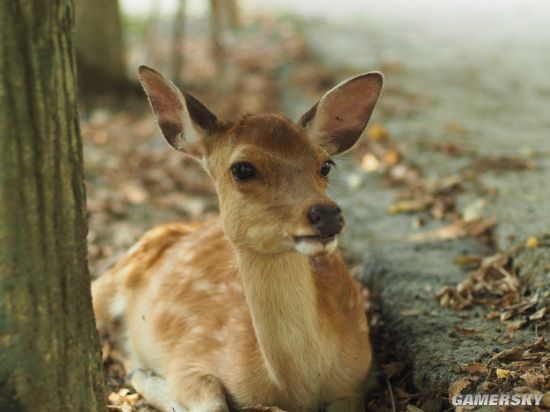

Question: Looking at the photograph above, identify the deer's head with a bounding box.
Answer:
[138,66,383,256]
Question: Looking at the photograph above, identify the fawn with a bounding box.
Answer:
[92,65,383,412]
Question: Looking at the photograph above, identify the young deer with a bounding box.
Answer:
[92,66,383,412]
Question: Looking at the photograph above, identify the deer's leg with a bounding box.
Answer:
[326,395,365,412]
[131,368,229,412]
[130,369,186,412]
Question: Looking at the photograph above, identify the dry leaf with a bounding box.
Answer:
[464,362,489,375]
[406,405,424,412]
[449,377,472,399]
[505,319,527,333]
[454,324,478,336]
[382,362,405,378]
[525,236,539,249]
[485,311,500,320]
[388,198,430,215]
[383,150,400,167]
[520,371,545,387]
[395,387,414,400]
[496,368,513,379]
[453,255,482,268]
[407,217,496,241]
[400,308,424,317]
[367,123,389,140]
[360,154,380,172]
[529,307,547,321]
[491,337,545,362]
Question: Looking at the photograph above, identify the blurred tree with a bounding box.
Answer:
[171,0,186,81]
[209,0,225,80]
[226,0,241,29]
[75,0,132,95]
[0,1,106,411]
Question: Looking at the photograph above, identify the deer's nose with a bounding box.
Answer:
[308,205,344,237]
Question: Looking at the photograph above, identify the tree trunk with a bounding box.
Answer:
[0,2,106,411]
[171,0,186,82]
[75,0,130,96]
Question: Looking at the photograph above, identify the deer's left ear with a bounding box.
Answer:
[299,72,383,155]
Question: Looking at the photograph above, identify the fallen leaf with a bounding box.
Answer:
[408,217,496,241]
[360,154,380,172]
[462,198,487,222]
[446,122,467,134]
[367,123,389,140]
[529,307,547,321]
[453,255,482,269]
[399,308,424,317]
[505,319,527,333]
[454,324,478,336]
[449,377,472,399]
[490,337,546,363]
[464,362,489,375]
[526,236,539,249]
[471,156,533,173]
[485,311,500,320]
[496,368,513,379]
[406,405,424,412]
[388,198,431,215]
[383,150,400,167]
[395,387,414,400]
[382,362,405,378]
[520,371,545,387]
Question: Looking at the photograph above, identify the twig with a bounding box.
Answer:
[384,376,397,412]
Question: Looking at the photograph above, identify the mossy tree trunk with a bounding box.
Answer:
[0,1,106,411]
[75,0,131,96]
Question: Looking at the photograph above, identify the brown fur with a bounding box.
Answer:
[93,220,370,411]
[93,66,383,412]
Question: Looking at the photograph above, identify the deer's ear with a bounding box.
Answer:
[138,65,220,157]
[299,72,383,156]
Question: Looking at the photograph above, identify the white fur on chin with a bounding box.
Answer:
[294,238,338,256]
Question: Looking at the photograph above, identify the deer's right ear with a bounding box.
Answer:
[138,65,219,157]
[299,72,383,156]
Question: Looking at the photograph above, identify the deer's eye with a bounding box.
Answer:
[320,160,334,177]
[231,162,257,181]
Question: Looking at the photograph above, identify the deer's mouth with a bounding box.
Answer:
[293,235,338,256]
[294,234,336,245]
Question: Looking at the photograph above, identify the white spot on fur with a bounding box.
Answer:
[178,249,196,264]
[109,294,126,319]
[194,280,212,291]
[189,326,206,335]
[213,329,227,342]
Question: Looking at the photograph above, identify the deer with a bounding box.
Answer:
[92,65,383,412]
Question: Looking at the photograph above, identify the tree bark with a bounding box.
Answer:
[0,2,106,411]
[171,0,186,82]
[74,0,130,96]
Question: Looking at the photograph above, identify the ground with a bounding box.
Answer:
[84,8,550,412]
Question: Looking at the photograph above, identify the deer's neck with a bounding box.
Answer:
[236,249,331,388]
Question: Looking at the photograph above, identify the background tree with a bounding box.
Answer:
[75,0,131,96]
[0,2,106,411]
